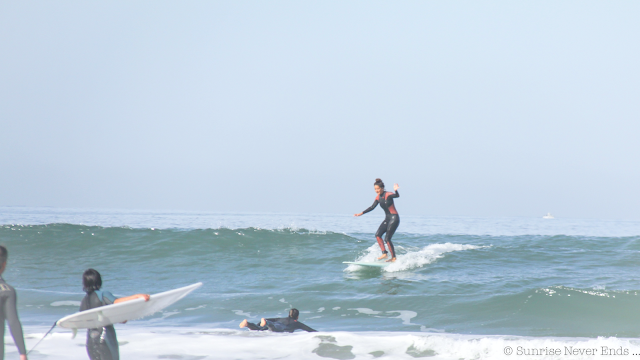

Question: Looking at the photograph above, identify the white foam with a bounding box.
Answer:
[17,326,640,360]
[386,310,418,325]
[348,308,382,315]
[347,308,420,327]
[50,301,81,307]
[231,310,251,317]
[346,243,483,272]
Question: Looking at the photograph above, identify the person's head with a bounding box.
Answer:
[0,246,7,274]
[83,268,102,293]
[374,178,385,195]
[289,308,299,320]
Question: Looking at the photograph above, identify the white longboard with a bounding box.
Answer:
[343,261,389,268]
[57,282,202,330]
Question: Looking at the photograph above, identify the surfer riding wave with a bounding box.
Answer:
[354,178,400,262]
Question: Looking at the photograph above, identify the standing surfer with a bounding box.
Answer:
[80,269,150,360]
[354,178,400,262]
[0,246,28,360]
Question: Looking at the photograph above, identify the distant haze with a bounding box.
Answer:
[1,1,639,220]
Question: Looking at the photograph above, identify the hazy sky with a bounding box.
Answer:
[1,1,639,219]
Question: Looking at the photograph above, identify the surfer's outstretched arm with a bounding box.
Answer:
[114,294,150,304]
[0,246,28,360]
[355,199,379,217]
[4,289,27,358]
[295,322,317,332]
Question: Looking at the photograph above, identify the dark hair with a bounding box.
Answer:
[0,246,7,266]
[374,178,385,189]
[83,269,102,293]
[289,308,299,320]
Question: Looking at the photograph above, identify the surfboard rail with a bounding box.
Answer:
[57,282,202,330]
[343,261,389,268]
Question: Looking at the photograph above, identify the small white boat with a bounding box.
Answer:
[542,212,554,219]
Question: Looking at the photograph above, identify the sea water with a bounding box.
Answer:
[2,207,640,359]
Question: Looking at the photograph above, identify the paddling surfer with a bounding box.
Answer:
[0,246,27,360]
[239,308,317,333]
[80,269,150,360]
[354,178,401,262]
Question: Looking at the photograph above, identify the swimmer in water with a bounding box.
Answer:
[80,269,150,360]
[0,246,28,360]
[354,178,400,262]
[239,308,317,333]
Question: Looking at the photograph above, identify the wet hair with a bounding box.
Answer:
[289,308,299,320]
[83,268,102,293]
[0,246,7,266]
[374,178,385,189]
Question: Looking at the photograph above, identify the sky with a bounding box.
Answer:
[1,1,639,219]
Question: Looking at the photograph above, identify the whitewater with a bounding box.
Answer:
[2,207,640,359]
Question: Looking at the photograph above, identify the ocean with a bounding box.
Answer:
[2,206,640,359]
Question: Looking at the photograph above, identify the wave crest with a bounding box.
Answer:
[346,242,485,272]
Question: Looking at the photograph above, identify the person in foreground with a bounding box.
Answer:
[354,178,401,262]
[0,246,27,360]
[239,308,317,333]
[80,269,150,360]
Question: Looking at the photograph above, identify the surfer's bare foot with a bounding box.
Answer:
[239,319,248,328]
[386,257,396,262]
[260,318,266,327]
[377,253,388,260]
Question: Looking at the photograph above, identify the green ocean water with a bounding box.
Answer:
[3,220,640,339]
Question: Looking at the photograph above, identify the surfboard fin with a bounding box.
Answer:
[71,328,77,339]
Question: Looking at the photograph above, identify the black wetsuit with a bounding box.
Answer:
[0,277,26,359]
[245,317,316,333]
[80,290,119,360]
[362,190,400,258]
